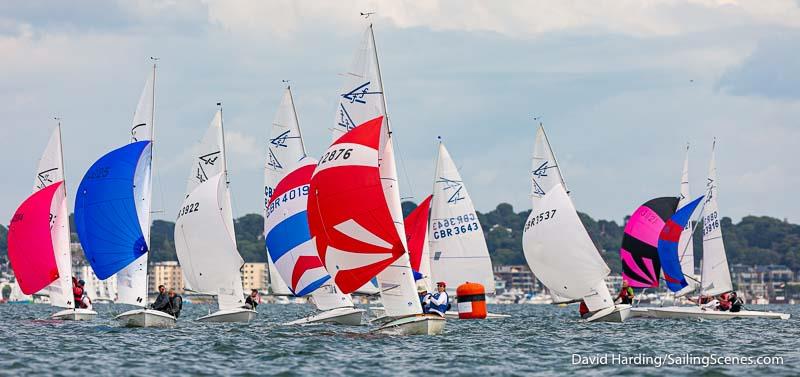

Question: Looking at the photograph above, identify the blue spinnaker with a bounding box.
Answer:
[75,141,151,279]
[657,195,704,292]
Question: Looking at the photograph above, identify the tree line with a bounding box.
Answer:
[0,204,798,274]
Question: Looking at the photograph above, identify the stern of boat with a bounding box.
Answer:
[115,308,176,328]
[197,308,257,323]
[374,314,446,335]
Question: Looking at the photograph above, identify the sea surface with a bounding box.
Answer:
[0,303,798,376]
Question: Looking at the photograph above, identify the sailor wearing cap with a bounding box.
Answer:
[428,282,450,316]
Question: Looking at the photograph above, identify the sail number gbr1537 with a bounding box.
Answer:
[524,209,557,232]
[432,213,479,240]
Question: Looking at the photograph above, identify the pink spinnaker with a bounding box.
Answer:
[7,181,63,294]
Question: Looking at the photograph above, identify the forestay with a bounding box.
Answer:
[700,143,733,296]
[429,143,495,295]
[522,184,610,302]
[175,173,245,310]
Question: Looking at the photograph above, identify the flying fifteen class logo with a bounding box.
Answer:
[436,177,465,204]
[195,151,221,182]
[36,167,58,190]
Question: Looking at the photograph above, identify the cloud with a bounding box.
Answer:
[716,31,800,99]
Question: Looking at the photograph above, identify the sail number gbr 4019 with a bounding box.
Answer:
[432,213,479,240]
[524,209,557,232]
[265,186,308,218]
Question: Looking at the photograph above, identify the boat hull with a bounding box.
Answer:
[443,311,511,319]
[586,304,631,323]
[197,308,257,323]
[115,308,176,328]
[283,307,365,326]
[628,307,656,319]
[51,308,97,321]
[374,314,446,335]
[648,306,790,320]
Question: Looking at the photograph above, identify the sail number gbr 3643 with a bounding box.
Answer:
[524,209,557,231]
[432,213,479,240]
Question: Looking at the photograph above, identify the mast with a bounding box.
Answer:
[147,59,157,248]
[369,23,390,132]
[217,102,229,185]
[286,85,307,157]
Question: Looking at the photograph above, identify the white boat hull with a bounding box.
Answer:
[443,311,511,319]
[374,314,446,335]
[586,305,631,323]
[648,306,790,320]
[197,308,257,323]
[283,307,365,326]
[115,309,176,328]
[628,307,656,319]
[51,308,98,321]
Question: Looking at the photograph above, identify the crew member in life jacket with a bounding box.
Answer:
[168,289,183,318]
[72,277,91,309]
[428,282,450,316]
[579,300,591,319]
[244,289,261,310]
[615,280,634,305]
[729,291,743,313]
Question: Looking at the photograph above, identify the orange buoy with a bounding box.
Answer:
[456,282,487,319]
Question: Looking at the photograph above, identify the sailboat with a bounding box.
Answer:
[75,63,175,327]
[649,142,790,320]
[308,116,445,335]
[174,108,254,322]
[429,141,508,319]
[318,23,443,335]
[8,124,96,320]
[263,86,365,325]
[522,124,630,322]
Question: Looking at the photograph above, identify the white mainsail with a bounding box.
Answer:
[175,173,245,310]
[429,142,495,294]
[265,87,306,296]
[176,110,246,310]
[677,144,698,294]
[700,142,733,296]
[522,184,613,311]
[530,125,567,200]
[333,24,421,317]
[34,125,72,309]
[116,66,155,307]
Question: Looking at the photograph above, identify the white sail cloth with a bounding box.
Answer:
[700,145,733,296]
[175,173,245,310]
[429,142,495,294]
[522,184,611,307]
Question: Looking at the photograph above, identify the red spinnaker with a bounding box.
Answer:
[8,181,63,294]
[307,116,405,293]
[404,195,432,273]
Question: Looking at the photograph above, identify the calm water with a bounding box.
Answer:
[0,303,798,376]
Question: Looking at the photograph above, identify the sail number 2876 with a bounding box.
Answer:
[319,148,353,165]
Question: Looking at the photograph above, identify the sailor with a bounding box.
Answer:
[579,300,591,319]
[615,280,634,305]
[729,291,743,313]
[168,289,183,318]
[428,282,450,316]
[72,277,88,309]
[717,292,732,311]
[417,282,431,314]
[151,285,170,314]
[244,289,261,310]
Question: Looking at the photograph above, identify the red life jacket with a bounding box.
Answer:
[579,301,589,316]
[73,286,84,307]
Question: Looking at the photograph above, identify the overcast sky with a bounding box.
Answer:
[1,0,798,225]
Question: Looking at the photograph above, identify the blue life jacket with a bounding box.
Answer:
[429,292,449,314]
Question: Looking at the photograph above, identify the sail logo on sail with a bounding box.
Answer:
[267,149,282,170]
[270,130,292,148]
[338,104,357,131]
[131,122,147,142]
[195,151,221,182]
[342,82,372,104]
[35,167,59,190]
[436,177,465,204]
